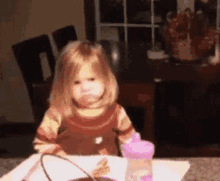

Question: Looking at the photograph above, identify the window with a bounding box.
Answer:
[95,0,177,50]
[94,0,220,47]
[84,0,220,68]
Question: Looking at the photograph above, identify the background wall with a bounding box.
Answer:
[0,0,85,123]
[177,0,195,13]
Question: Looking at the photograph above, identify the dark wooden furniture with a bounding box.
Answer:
[52,25,78,52]
[148,60,220,88]
[12,27,78,125]
[118,83,155,142]
[117,46,220,148]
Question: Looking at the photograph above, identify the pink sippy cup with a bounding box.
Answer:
[122,132,154,181]
[122,132,155,160]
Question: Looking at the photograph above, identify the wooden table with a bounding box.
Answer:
[148,60,220,96]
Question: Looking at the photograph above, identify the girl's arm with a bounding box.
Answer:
[116,105,155,159]
[32,107,67,156]
[116,105,137,145]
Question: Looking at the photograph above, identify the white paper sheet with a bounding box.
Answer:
[152,159,191,181]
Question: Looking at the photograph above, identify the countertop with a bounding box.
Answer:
[171,157,220,180]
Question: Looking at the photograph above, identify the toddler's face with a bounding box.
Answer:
[71,64,105,108]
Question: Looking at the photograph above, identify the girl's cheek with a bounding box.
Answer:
[94,83,104,96]
[71,87,80,98]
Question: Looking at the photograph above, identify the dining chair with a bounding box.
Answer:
[52,25,78,53]
[12,34,56,125]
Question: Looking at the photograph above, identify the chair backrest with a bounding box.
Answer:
[12,34,56,122]
[52,25,78,52]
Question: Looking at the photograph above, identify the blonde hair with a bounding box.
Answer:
[49,40,118,116]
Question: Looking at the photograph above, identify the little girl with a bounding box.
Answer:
[33,40,154,158]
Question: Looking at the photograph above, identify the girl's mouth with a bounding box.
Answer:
[77,94,98,108]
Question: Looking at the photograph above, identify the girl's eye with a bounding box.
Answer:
[88,78,95,81]
[74,81,80,84]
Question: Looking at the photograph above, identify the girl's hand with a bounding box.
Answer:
[92,158,110,177]
[98,147,110,155]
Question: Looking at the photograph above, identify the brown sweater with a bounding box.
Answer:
[33,103,136,156]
